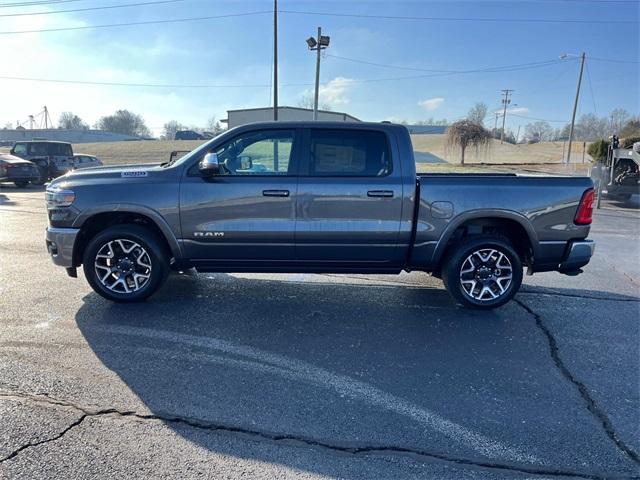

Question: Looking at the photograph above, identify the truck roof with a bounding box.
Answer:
[230,121,406,130]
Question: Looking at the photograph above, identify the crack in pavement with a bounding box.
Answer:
[0,390,630,480]
[514,299,640,466]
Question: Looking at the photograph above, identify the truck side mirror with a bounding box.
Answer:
[199,152,220,176]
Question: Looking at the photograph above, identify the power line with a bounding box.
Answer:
[0,0,83,8]
[0,10,271,35]
[0,0,186,17]
[510,113,568,124]
[352,59,570,83]
[280,9,638,24]
[0,74,283,88]
[325,54,456,73]
[0,58,572,89]
[327,54,576,75]
[589,56,640,64]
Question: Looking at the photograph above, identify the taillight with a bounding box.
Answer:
[574,188,595,225]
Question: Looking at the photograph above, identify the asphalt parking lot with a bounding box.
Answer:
[0,185,639,479]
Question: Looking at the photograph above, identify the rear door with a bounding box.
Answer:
[295,127,404,265]
[50,143,74,172]
[180,128,300,265]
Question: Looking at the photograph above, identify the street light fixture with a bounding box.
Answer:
[307,27,330,120]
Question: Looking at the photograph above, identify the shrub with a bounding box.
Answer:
[587,139,609,163]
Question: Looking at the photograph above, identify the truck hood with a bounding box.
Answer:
[53,163,164,184]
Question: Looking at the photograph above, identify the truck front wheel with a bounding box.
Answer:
[442,235,523,309]
[82,225,169,302]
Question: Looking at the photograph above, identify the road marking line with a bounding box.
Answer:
[87,324,538,464]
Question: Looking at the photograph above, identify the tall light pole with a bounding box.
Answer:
[562,52,586,164]
[273,0,278,121]
[306,27,330,120]
[500,89,513,144]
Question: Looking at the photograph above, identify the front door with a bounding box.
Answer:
[180,128,300,266]
[295,127,404,265]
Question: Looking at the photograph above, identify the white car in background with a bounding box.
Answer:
[73,154,103,169]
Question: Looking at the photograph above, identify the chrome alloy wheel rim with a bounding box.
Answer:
[459,249,513,302]
[94,239,152,293]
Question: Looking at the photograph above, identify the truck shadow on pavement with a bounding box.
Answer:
[74,273,639,477]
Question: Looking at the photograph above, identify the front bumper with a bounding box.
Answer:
[45,227,79,267]
[558,240,595,273]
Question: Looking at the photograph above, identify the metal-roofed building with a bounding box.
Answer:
[223,106,360,129]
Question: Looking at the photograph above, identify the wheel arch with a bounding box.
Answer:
[432,210,539,272]
[72,205,182,266]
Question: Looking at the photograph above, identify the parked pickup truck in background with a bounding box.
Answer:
[44,122,595,308]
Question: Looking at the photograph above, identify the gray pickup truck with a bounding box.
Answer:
[45,122,595,308]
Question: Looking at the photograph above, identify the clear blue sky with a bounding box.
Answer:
[1,0,638,135]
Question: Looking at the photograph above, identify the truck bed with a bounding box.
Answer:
[409,174,593,272]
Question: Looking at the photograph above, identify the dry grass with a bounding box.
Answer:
[71,140,206,165]
[412,134,590,164]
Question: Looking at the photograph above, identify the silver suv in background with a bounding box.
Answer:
[10,141,75,184]
[73,154,102,170]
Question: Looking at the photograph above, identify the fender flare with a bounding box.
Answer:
[430,209,539,267]
[72,203,183,259]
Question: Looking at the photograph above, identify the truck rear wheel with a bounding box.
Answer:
[442,235,523,309]
[82,225,169,302]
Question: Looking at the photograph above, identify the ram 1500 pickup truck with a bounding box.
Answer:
[45,122,595,308]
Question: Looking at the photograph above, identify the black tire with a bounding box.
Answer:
[14,181,29,188]
[82,225,169,302]
[31,168,47,185]
[442,235,523,309]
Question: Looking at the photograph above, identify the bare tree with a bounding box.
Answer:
[297,92,332,111]
[206,116,224,134]
[97,110,150,137]
[574,114,608,141]
[446,120,492,165]
[58,112,88,130]
[609,108,630,134]
[524,121,554,142]
[467,102,488,126]
[162,120,186,140]
[620,117,640,137]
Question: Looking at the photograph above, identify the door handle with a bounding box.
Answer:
[367,190,394,198]
[262,189,290,197]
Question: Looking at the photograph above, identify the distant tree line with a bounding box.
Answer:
[51,110,226,139]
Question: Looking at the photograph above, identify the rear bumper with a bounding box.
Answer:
[558,240,595,273]
[45,227,79,267]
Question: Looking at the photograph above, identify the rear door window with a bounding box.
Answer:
[306,129,391,177]
[28,143,49,156]
[52,143,73,156]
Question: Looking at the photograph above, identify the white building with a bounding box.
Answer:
[223,106,360,129]
[0,128,142,144]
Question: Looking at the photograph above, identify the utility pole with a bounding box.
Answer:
[500,89,513,144]
[566,52,585,164]
[516,125,521,144]
[306,28,330,120]
[313,26,322,120]
[273,0,278,121]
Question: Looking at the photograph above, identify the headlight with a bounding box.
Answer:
[45,185,75,208]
